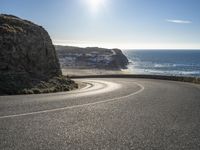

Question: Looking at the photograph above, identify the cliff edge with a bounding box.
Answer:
[55,46,129,70]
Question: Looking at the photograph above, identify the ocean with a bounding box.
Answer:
[123,50,200,77]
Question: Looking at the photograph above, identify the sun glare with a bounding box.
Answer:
[86,0,105,13]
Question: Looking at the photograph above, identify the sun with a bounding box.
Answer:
[86,0,105,13]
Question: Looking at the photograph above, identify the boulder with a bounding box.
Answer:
[0,14,62,94]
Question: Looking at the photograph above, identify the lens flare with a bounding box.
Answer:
[86,0,105,13]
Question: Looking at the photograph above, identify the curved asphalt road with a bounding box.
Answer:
[0,78,200,150]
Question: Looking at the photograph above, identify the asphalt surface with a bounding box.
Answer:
[0,78,200,150]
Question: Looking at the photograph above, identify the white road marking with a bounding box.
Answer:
[0,82,144,119]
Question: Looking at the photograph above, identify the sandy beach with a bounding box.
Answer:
[62,69,131,76]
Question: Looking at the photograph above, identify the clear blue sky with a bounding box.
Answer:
[1,0,200,49]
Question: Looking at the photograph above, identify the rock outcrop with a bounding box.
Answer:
[55,45,129,70]
[0,14,64,94]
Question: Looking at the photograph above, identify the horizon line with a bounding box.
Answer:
[53,39,200,50]
[54,44,200,50]
[53,43,200,50]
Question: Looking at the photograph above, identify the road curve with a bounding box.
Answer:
[0,78,200,150]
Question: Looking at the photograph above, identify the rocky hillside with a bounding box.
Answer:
[0,14,77,95]
[55,46,129,70]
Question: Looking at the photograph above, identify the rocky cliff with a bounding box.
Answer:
[0,14,77,95]
[55,46,129,70]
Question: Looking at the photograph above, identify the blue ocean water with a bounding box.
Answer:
[123,50,200,77]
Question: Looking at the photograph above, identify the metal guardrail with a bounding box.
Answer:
[67,74,200,84]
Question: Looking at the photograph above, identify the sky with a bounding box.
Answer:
[1,0,200,49]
